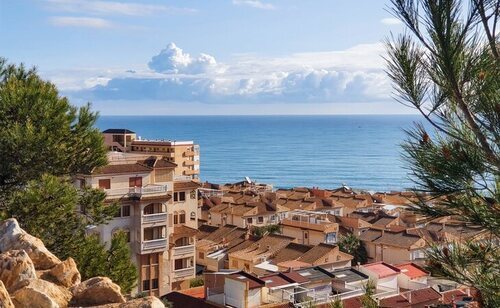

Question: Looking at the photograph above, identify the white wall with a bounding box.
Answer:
[225,278,246,308]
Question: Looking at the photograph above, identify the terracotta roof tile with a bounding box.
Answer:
[174,181,201,191]
[395,262,429,279]
[92,163,151,175]
[298,243,339,264]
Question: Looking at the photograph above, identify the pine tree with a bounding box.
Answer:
[360,279,377,308]
[338,234,368,265]
[329,296,343,308]
[385,0,499,306]
[108,231,138,294]
[0,59,137,294]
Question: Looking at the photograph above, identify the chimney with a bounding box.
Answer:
[245,229,251,240]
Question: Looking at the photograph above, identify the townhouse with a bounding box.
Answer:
[280,210,339,245]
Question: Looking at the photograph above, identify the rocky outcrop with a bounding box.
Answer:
[0,280,15,308]
[0,250,37,292]
[48,257,81,288]
[0,219,60,270]
[71,277,126,306]
[0,219,165,308]
[11,278,72,308]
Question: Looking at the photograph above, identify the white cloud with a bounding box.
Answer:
[56,42,392,104]
[45,0,196,16]
[232,0,275,10]
[148,43,222,74]
[49,16,113,28]
[381,17,403,25]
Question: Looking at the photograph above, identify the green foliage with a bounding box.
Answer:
[338,233,368,265]
[251,224,281,238]
[385,0,499,306]
[329,296,343,308]
[0,59,137,294]
[189,276,204,288]
[360,279,377,308]
[0,58,107,197]
[108,231,138,294]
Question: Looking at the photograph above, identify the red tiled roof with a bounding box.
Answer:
[379,287,441,307]
[174,181,201,191]
[362,262,400,278]
[179,286,205,299]
[92,163,151,175]
[395,262,429,279]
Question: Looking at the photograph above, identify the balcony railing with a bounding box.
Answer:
[173,267,195,279]
[141,238,167,252]
[142,212,168,224]
[105,184,168,198]
[174,175,192,181]
[184,169,199,176]
[173,245,195,257]
[183,160,199,166]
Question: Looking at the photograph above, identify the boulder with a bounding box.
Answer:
[0,280,15,308]
[11,278,71,308]
[0,219,60,270]
[48,257,81,288]
[0,250,37,292]
[71,277,126,306]
[119,296,165,308]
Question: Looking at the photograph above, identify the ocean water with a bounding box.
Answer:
[96,115,425,192]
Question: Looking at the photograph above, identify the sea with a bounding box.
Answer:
[96,115,427,192]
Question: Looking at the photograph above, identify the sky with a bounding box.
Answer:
[0,0,416,115]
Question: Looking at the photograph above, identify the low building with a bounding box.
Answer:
[394,262,430,290]
[280,210,339,245]
[358,262,400,296]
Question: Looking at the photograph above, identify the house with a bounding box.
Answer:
[394,262,430,290]
[359,228,427,264]
[280,210,339,245]
[358,262,400,294]
[228,234,295,273]
[224,271,267,308]
[196,224,248,272]
[329,267,369,300]
[347,211,401,230]
[378,287,441,308]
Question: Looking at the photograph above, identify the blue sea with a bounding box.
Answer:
[96,115,426,192]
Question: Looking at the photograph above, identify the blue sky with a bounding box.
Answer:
[0,0,414,115]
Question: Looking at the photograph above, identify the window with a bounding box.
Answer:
[190,212,196,221]
[174,259,184,270]
[151,253,159,264]
[142,280,150,291]
[174,192,186,202]
[179,211,186,224]
[247,218,253,225]
[98,179,110,189]
[144,203,163,215]
[129,176,142,188]
[304,232,308,239]
[152,278,159,290]
[144,226,164,241]
[258,216,264,223]
[199,252,204,259]
[175,237,190,247]
[122,205,130,217]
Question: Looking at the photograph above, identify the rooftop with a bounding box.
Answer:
[379,287,441,307]
[102,128,135,134]
[395,262,429,279]
[361,262,400,278]
[227,271,266,289]
[330,268,369,283]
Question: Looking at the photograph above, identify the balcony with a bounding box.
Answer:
[142,212,168,224]
[184,169,199,176]
[174,175,192,181]
[173,245,195,257]
[104,184,169,199]
[140,238,167,252]
[184,150,198,157]
[173,267,195,280]
[183,160,199,166]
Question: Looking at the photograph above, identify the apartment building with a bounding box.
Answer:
[102,129,200,180]
[77,150,200,296]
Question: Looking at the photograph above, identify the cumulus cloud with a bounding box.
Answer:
[232,0,275,10]
[148,43,220,74]
[62,42,392,104]
[49,16,113,28]
[381,17,403,25]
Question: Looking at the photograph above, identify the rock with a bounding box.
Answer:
[119,296,165,308]
[0,280,15,308]
[48,257,81,288]
[0,219,60,270]
[0,250,37,292]
[11,278,71,308]
[71,277,126,306]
